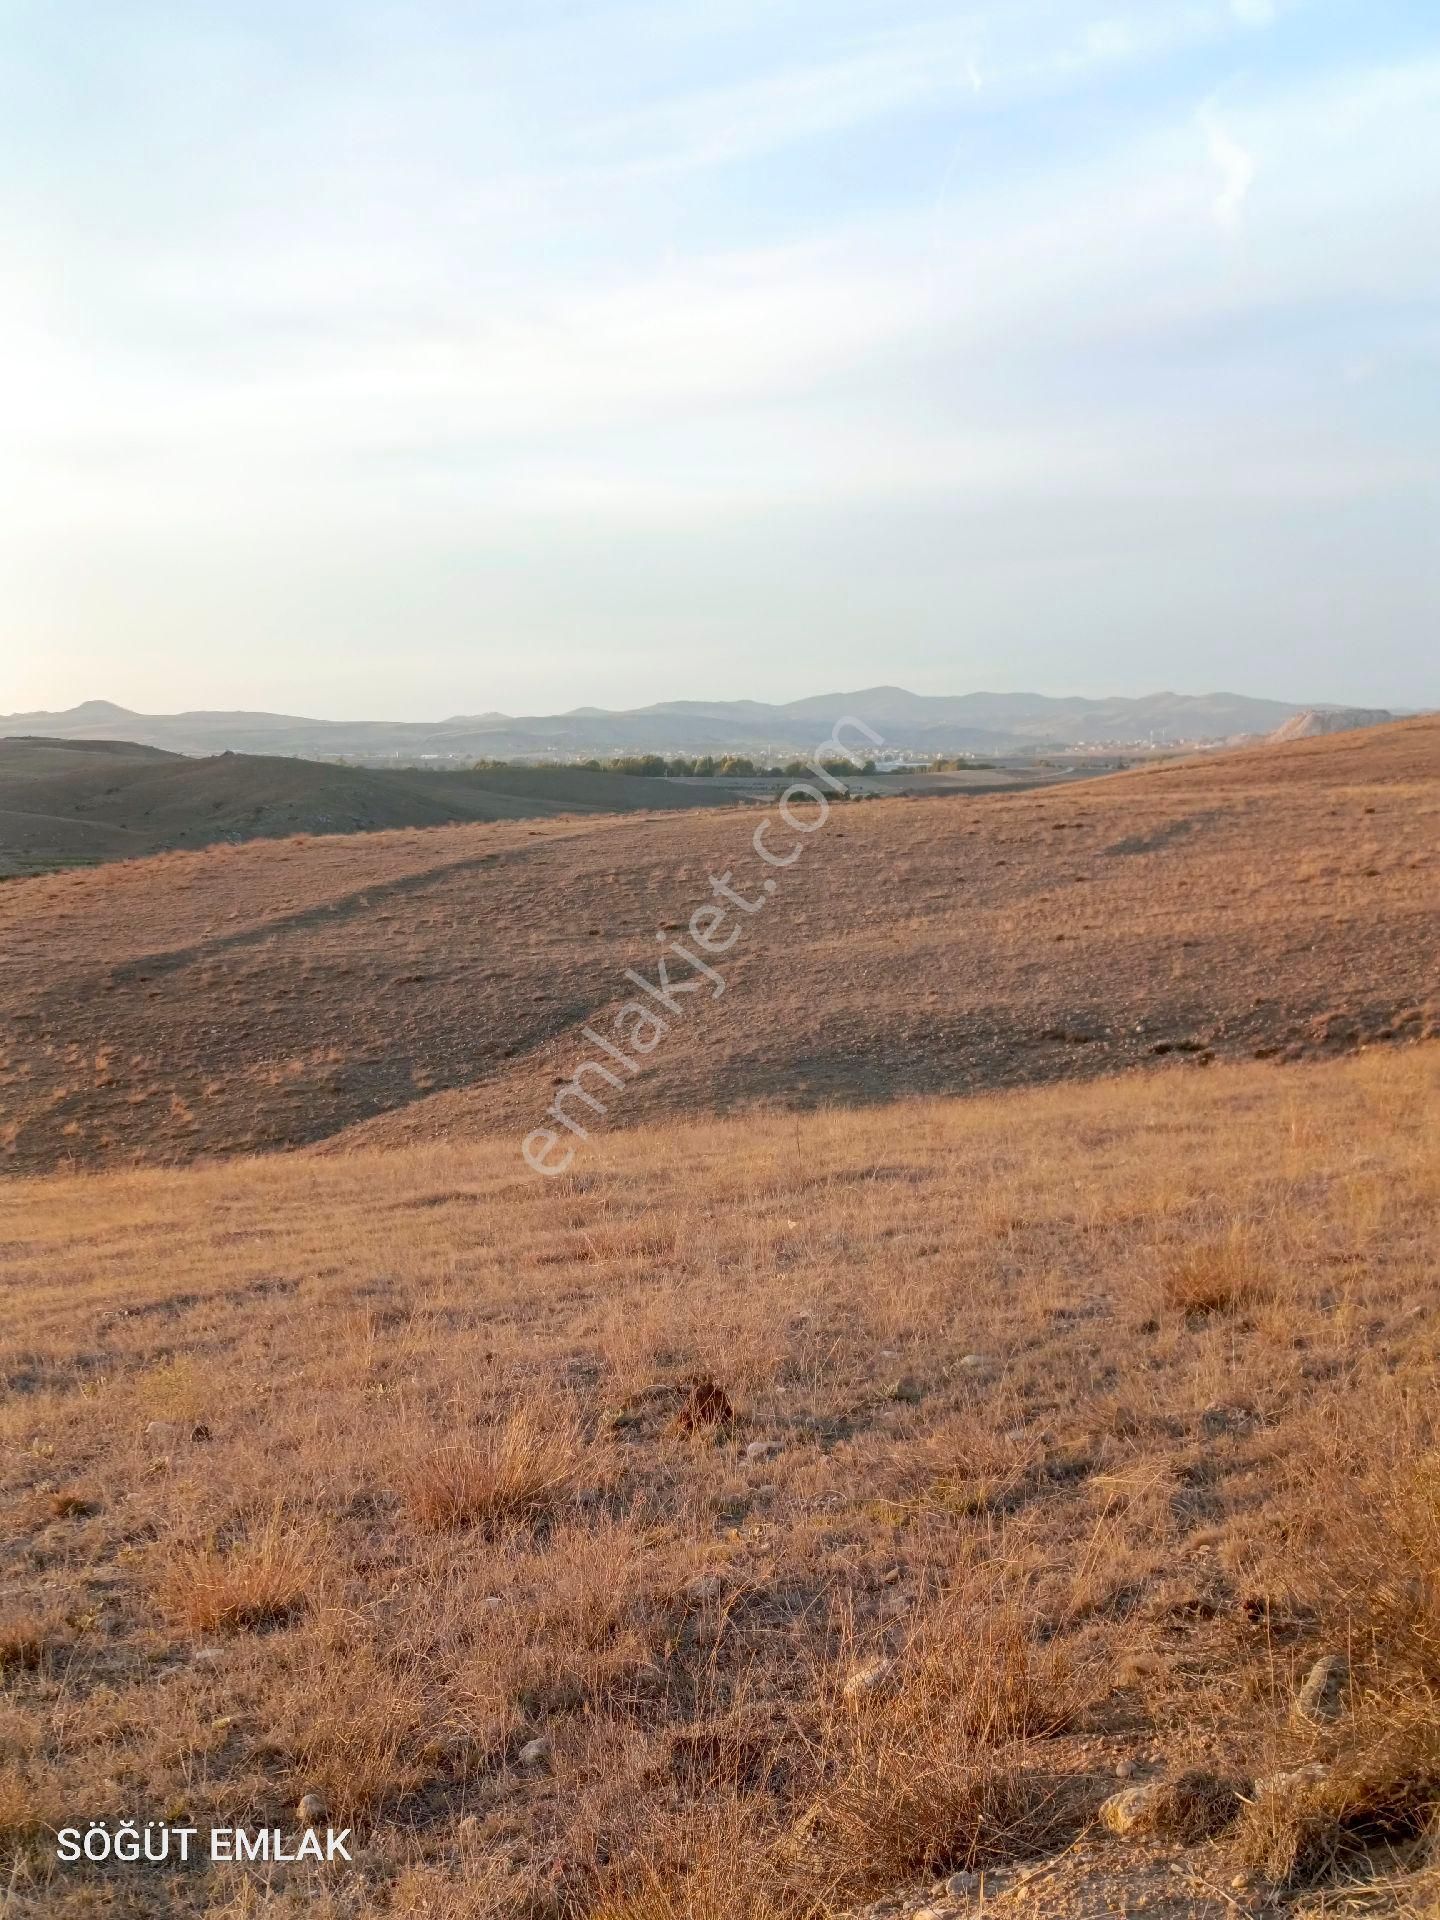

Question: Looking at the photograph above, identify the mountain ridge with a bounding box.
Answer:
[1,687,1389,760]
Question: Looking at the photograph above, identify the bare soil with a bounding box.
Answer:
[1,717,1434,1175]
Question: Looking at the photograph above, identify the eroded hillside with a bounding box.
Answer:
[1,718,1435,1175]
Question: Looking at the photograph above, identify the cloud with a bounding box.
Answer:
[1202,109,1257,228]
[569,2,1270,177]
[1231,0,1276,24]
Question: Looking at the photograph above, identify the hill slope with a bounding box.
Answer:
[0,744,743,878]
[1,715,1434,1175]
[3,1046,1438,1917]
[1268,705,1395,742]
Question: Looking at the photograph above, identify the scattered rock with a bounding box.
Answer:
[297,1792,327,1826]
[145,1418,211,1449]
[191,1647,223,1666]
[1200,1401,1257,1439]
[1253,1762,1328,1801]
[1293,1653,1349,1725]
[958,1354,993,1372]
[1099,1770,1245,1843]
[672,1373,737,1434]
[887,1375,924,1405]
[518,1735,551,1768]
[1115,1757,1137,1780]
[842,1659,892,1701]
[943,1869,980,1898]
[744,1440,783,1463]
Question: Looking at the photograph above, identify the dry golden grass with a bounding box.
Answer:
[154,1509,326,1634]
[401,1412,584,1535]
[0,1044,1437,1917]
[1162,1231,1275,1318]
[1233,1448,1440,1890]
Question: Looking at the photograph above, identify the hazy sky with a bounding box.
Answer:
[3,0,1437,717]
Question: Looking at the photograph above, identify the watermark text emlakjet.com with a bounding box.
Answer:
[522,716,883,1177]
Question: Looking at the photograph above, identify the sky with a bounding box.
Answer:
[1,0,1437,718]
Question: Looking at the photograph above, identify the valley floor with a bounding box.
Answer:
[3,1046,1439,1917]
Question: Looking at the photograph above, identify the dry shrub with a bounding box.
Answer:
[592,1800,814,1920]
[272,1635,433,1820]
[155,1510,322,1633]
[1163,1234,1273,1318]
[0,1615,49,1675]
[459,1519,672,1752]
[1234,1449,1440,1887]
[0,1757,66,1866]
[401,1409,582,1535]
[800,1587,1089,1889]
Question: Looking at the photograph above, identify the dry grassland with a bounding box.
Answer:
[3,1045,1439,1917]
[2,717,1436,1175]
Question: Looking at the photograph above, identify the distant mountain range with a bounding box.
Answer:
[0,689,1396,760]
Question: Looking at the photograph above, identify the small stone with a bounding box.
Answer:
[958,1353,993,1371]
[518,1736,551,1768]
[1253,1762,1328,1800]
[887,1375,924,1404]
[297,1792,327,1826]
[1100,1786,1151,1835]
[1200,1401,1256,1439]
[144,1419,183,1447]
[191,1647,223,1665]
[1099,1770,1244,1842]
[481,1595,503,1611]
[945,1870,980,1898]
[842,1659,892,1700]
[744,1440,783,1462]
[1293,1654,1349,1724]
[1115,1757,1137,1779]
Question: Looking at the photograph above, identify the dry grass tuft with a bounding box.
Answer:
[154,1510,323,1633]
[1162,1233,1274,1318]
[0,1609,54,1674]
[592,1803,816,1920]
[801,1587,1091,1888]
[401,1408,583,1535]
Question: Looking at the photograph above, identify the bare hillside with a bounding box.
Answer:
[0,744,741,879]
[0,716,1435,1175]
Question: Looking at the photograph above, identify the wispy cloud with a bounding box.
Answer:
[0,0,1436,713]
[1202,108,1257,228]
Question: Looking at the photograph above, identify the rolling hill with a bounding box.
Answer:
[0,741,746,879]
[1,714,1433,1176]
[3,715,1439,1920]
